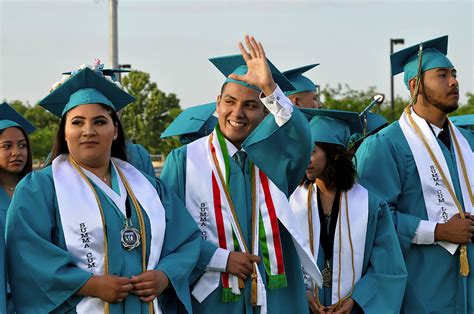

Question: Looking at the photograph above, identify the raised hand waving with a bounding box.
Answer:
[228,35,277,96]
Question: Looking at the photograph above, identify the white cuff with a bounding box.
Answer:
[259,85,294,127]
[412,220,437,244]
[206,248,230,272]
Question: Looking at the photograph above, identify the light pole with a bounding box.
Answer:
[109,0,118,69]
[390,38,404,120]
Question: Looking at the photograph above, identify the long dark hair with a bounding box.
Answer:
[303,142,357,192]
[0,127,33,180]
[49,104,127,163]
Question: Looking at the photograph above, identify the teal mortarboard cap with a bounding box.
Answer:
[161,102,218,144]
[390,35,453,88]
[359,95,387,136]
[282,64,319,96]
[347,97,388,149]
[363,112,388,135]
[450,114,474,128]
[300,108,362,147]
[0,102,35,134]
[39,67,135,117]
[209,54,295,92]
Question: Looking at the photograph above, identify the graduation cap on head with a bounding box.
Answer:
[450,114,474,128]
[62,68,131,82]
[0,102,35,134]
[161,102,218,144]
[362,112,388,136]
[282,64,319,96]
[299,108,362,148]
[39,67,135,117]
[359,94,387,138]
[390,35,453,88]
[209,54,295,92]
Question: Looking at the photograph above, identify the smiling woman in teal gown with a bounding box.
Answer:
[6,64,200,313]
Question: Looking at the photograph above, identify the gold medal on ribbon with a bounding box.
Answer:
[120,223,141,251]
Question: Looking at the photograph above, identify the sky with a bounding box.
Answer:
[1,0,473,109]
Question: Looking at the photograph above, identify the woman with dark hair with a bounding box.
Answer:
[290,109,407,314]
[0,104,33,184]
[6,65,200,313]
[0,102,35,313]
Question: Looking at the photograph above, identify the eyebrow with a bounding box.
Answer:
[0,138,27,144]
[70,115,109,120]
[244,99,260,105]
[222,95,237,100]
[436,68,457,74]
[222,94,260,105]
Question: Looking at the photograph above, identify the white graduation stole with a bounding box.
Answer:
[399,108,474,254]
[52,154,166,313]
[290,183,368,304]
[185,131,322,311]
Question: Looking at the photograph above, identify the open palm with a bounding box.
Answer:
[228,35,276,96]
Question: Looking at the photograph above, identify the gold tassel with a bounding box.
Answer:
[238,278,245,289]
[409,44,423,106]
[251,271,258,306]
[460,244,470,277]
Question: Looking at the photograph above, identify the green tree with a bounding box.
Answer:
[451,92,474,116]
[120,71,182,156]
[321,84,378,113]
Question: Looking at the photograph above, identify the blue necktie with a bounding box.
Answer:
[233,150,247,170]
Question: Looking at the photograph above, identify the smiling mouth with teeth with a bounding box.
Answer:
[229,120,246,128]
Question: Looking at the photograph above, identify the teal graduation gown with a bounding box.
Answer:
[313,191,407,313]
[126,142,155,178]
[0,190,8,313]
[355,121,474,314]
[6,165,200,314]
[161,109,313,314]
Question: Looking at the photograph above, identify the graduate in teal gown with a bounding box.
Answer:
[356,36,474,314]
[282,64,323,109]
[0,102,36,313]
[161,36,321,314]
[290,109,406,313]
[63,63,156,178]
[6,66,200,313]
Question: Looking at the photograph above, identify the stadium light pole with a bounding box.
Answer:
[109,0,119,69]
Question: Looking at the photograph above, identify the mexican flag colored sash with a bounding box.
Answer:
[186,128,321,312]
[399,107,474,255]
[52,155,166,313]
[290,183,368,305]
